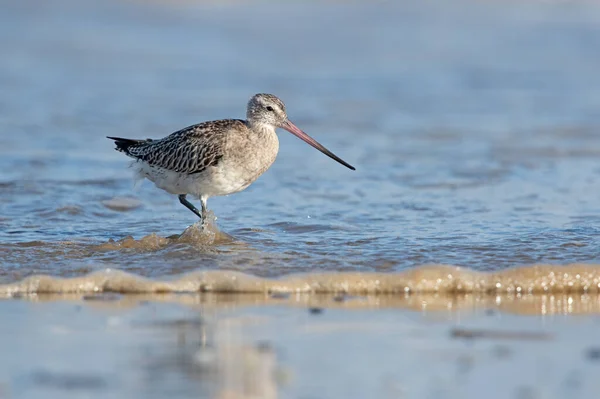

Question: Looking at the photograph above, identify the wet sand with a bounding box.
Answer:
[2,294,600,399]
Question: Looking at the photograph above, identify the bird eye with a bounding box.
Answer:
[266,106,274,112]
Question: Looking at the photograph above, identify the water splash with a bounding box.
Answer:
[96,213,236,251]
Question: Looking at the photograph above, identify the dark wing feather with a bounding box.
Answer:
[111,119,246,175]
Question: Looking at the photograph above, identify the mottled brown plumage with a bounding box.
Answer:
[108,93,355,226]
[111,119,243,174]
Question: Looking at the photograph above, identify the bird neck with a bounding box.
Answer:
[247,121,277,137]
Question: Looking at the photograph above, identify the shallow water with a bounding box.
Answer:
[3,0,600,291]
[4,2,600,397]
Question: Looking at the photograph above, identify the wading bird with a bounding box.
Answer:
[108,93,355,224]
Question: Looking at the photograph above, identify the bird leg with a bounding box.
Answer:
[178,194,202,220]
[200,195,208,224]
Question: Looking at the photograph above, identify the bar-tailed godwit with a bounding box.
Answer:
[108,93,355,224]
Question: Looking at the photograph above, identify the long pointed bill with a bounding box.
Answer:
[282,120,356,171]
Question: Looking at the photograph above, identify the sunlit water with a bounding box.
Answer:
[2,0,600,291]
[4,2,600,399]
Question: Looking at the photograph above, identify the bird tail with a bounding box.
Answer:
[107,136,146,155]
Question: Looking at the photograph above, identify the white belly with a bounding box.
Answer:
[132,155,275,199]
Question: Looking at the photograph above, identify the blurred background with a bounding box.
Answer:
[2,0,600,398]
[3,0,600,279]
